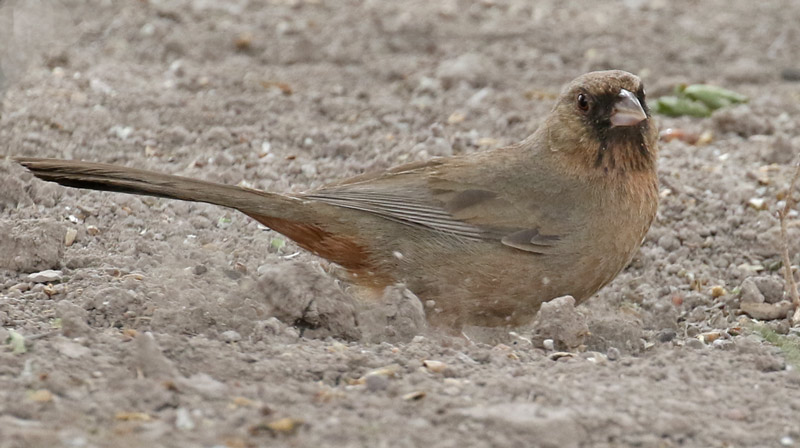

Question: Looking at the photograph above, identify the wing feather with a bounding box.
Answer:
[305,192,486,239]
[303,158,568,253]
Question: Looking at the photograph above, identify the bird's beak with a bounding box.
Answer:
[610,89,646,127]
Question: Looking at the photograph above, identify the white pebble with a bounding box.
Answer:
[220,330,242,343]
[140,23,156,36]
[90,78,114,95]
[109,125,134,140]
[175,407,195,430]
[64,228,78,246]
[27,270,63,283]
[301,163,318,177]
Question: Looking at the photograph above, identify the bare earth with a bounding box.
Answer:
[1,1,800,447]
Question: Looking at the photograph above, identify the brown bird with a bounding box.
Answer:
[16,70,658,329]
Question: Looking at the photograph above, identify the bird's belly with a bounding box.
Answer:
[398,232,642,328]
[395,245,580,327]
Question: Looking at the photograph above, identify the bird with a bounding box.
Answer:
[15,70,658,329]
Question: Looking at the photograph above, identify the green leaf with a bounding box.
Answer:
[655,84,748,117]
[217,216,233,228]
[655,96,712,117]
[7,329,27,354]
[684,84,748,109]
[753,324,800,370]
[270,237,286,251]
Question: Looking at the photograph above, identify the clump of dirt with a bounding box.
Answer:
[0,219,65,273]
[529,295,590,351]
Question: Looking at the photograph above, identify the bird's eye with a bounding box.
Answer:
[577,93,590,112]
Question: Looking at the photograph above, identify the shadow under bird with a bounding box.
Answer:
[16,70,658,329]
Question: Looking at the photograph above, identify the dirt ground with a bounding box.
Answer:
[1,0,800,447]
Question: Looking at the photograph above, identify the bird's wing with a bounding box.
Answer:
[303,158,568,254]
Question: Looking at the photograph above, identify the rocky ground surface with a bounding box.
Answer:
[1,0,800,447]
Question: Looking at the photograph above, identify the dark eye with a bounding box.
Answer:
[577,93,590,112]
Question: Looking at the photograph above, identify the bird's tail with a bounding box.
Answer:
[16,157,378,273]
[15,157,303,219]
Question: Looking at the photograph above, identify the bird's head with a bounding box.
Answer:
[545,70,658,176]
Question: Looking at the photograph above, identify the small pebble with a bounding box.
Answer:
[110,125,134,140]
[685,338,706,350]
[165,125,192,145]
[224,269,242,280]
[193,265,208,275]
[443,386,461,396]
[27,270,63,283]
[447,112,466,124]
[362,365,399,380]
[740,278,765,303]
[203,126,231,143]
[657,329,676,343]
[781,68,800,81]
[301,163,318,178]
[748,198,767,210]
[9,283,30,293]
[64,228,78,246]
[365,374,389,392]
[741,301,793,320]
[657,234,681,251]
[221,330,242,343]
[755,354,785,372]
[712,339,735,350]
[234,32,253,51]
[542,339,555,351]
[90,78,114,95]
[700,331,722,344]
[710,286,726,298]
[751,276,785,304]
[29,389,53,403]
[43,284,58,296]
[548,352,574,361]
[402,391,426,401]
[140,22,156,36]
[261,317,284,334]
[423,360,447,373]
[722,407,748,421]
[175,407,195,430]
[606,347,620,361]
[772,320,791,335]
[263,417,304,434]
